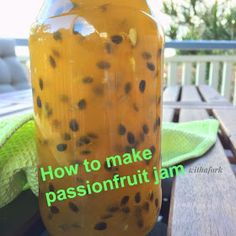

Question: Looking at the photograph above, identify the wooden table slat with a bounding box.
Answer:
[198,85,231,104]
[163,101,235,110]
[163,85,181,122]
[0,103,33,117]
[180,85,209,120]
[0,89,32,100]
[199,85,236,155]
[167,85,236,236]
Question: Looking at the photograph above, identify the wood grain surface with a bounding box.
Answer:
[167,85,236,236]
[199,85,236,156]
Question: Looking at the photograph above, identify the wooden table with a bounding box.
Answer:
[0,86,236,236]
[163,85,236,236]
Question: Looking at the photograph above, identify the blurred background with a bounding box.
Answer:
[1,0,235,53]
[0,0,235,102]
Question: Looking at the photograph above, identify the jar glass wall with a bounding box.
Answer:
[29,1,164,235]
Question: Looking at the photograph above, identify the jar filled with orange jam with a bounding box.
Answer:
[29,0,164,235]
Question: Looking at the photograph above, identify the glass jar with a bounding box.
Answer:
[29,0,164,235]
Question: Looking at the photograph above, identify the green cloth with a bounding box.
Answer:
[0,113,219,208]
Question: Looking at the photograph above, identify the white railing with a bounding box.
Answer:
[164,41,236,105]
[165,55,236,105]
[15,39,236,105]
